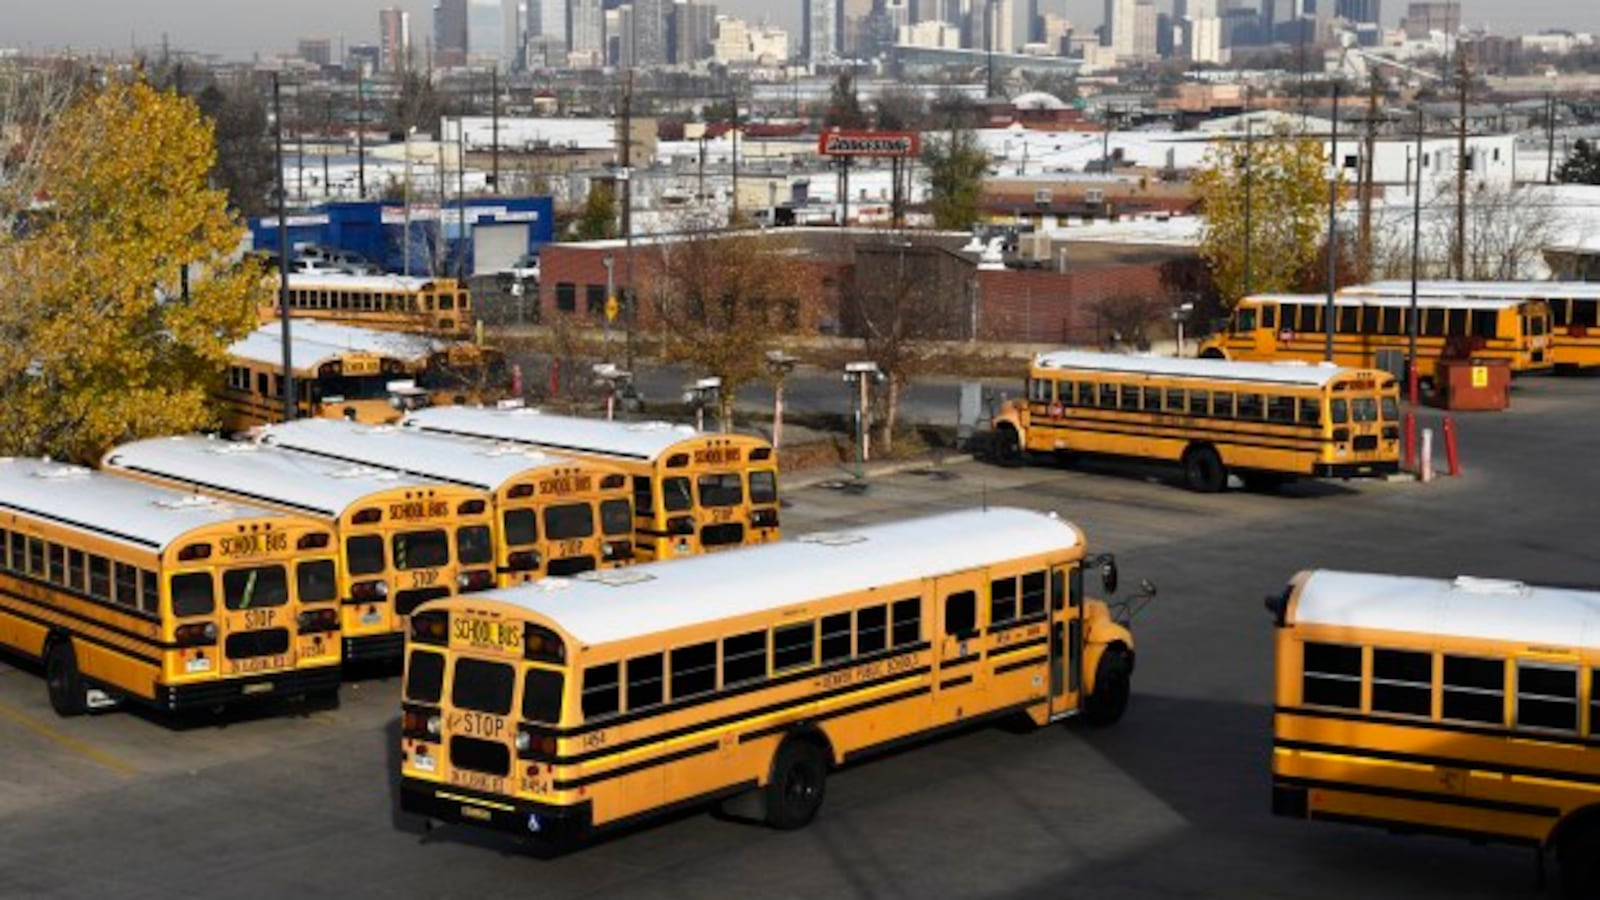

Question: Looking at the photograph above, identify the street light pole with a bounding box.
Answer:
[1325,81,1341,363]
[273,74,295,422]
[1408,105,1425,408]
[602,254,615,362]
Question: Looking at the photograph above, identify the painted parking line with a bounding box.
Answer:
[0,700,137,777]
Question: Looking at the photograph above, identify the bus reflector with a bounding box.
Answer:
[174,622,218,646]
[523,625,565,663]
[600,474,625,489]
[297,532,330,550]
[177,543,212,561]
[458,500,487,516]
[352,508,381,524]
[411,611,448,645]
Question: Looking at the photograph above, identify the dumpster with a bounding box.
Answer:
[1434,358,1510,411]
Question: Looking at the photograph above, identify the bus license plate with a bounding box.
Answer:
[450,616,523,654]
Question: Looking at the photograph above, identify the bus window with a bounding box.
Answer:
[1424,309,1445,335]
[819,613,852,663]
[503,509,538,546]
[1339,308,1359,333]
[171,572,215,617]
[405,649,445,703]
[750,471,778,505]
[114,562,138,607]
[1266,397,1295,424]
[1301,642,1361,709]
[452,657,515,714]
[1118,386,1140,412]
[663,477,692,512]
[1238,394,1263,420]
[1075,382,1092,406]
[1235,308,1258,332]
[223,565,290,609]
[1188,391,1209,416]
[1447,309,1468,335]
[1213,393,1235,418]
[1441,655,1504,724]
[1371,648,1432,716]
[1261,305,1277,331]
[48,544,65,584]
[990,576,1018,624]
[1020,571,1047,617]
[773,622,816,672]
[457,525,493,566]
[1164,389,1185,412]
[1575,300,1599,328]
[1330,399,1349,424]
[1515,664,1579,732]
[891,598,921,647]
[698,473,743,507]
[626,654,664,710]
[545,504,595,540]
[1297,399,1321,425]
[88,555,111,601]
[669,642,717,700]
[722,631,768,685]
[347,535,386,575]
[581,663,620,719]
[522,668,564,724]
[632,476,655,516]
[856,605,887,655]
[1098,384,1117,408]
[944,592,977,638]
[1027,378,1051,402]
[393,530,450,570]
[1471,311,1496,338]
[297,560,337,603]
[600,499,633,536]
[1380,397,1399,421]
[1350,398,1378,423]
[1141,388,1162,413]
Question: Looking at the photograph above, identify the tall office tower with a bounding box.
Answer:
[1131,0,1157,58]
[435,0,470,66]
[1103,0,1136,56]
[633,0,670,65]
[671,0,718,63]
[612,4,637,65]
[1335,0,1380,23]
[1399,1,1454,39]
[526,0,568,50]
[840,0,874,56]
[570,0,605,60]
[465,0,520,66]
[976,0,1015,54]
[298,37,333,66]
[379,7,411,72]
[803,0,840,64]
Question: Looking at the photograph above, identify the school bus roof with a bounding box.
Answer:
[1347,280,1600,302]
[452,508,1082,647]
[230,320,445,369]
[103,436,461,519]
[1291,570,1600,651]
[285,273,449,293]
[1033,351,1359,387]
[258,418,596,491]
[404,406,770,463]
[1246,292,1527,312]
[0,457,294,552]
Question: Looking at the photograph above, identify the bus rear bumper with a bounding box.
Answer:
[1271,781,1309,818]
[158,665,341,711]
[1313,461,1400,479]
[400,777,592,843]
[344,632,405,664]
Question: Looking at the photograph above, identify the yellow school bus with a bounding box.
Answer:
[0,458,340,716]
[221,320,508,433]
[102,436,496,664]
[992,351,1400,492]
[275,272,473,338]
[260,418,636,584]
[1198,292,1553,380]
[1343,280,1600,371]
[1269,570,1600,896]
[405,405,779,561]
[396,507,1139,843]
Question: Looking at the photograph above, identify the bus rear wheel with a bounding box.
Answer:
[764,738,827,830]
[1558,820,1600,899]
[45,639,87,718]
[1182,445,1227,493]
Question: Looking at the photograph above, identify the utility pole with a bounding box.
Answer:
[730,88,741,224]
[621,71,636,373]
[1454,40,1470,280]
[1325,81,1340,363]
[492,67,501,194]
[1409,105,1424,408]
[1359,70,1380,281]
[356,77,366,198]
[1243,118,1254,298]
[273,74,295,422]
[1546,93,1557,185]
[322,92,331,200]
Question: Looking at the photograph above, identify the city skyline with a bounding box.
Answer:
[3,0,1595,61]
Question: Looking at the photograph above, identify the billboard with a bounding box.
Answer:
[817,130,921,158]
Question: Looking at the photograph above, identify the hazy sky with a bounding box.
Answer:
[4,0,1595,61]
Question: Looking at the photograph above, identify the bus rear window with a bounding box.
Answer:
[222,565,289,610]
[600,499,633,536]
[545,504,595,540]
[457,525,493,565]
[452,657,514,714]
[750,470,778,504]
[698,473,743,508]
[1350,398,1378,423]
[663,477,692,512]
[522,668,564,724]
[406,650,445,703]
[296,560,337,603]
[393,530,449,571]
[1380,397,1399,421]
[347,535,385,575]
[503,509,538,547]
[171,572,215,617]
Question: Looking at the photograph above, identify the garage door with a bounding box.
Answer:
[473,223,528,275]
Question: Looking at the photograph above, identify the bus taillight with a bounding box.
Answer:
[667,515,695,536]
[174,622,218,647]
[507,549,542,572]
[515,728,557,758]
[410,611,448,645]
[296,608,339,633]
[602,540,633,561]
[457,570,495,592]
[752,508,780,529]
[402,706,441,741]
[350,580,388,601]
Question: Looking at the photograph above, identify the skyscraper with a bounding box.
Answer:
[465,0,520,66]
[570,0,605,63]
[379,7,411,72]
[434,0,469,67]
[803,0,839,64]
[633,0,670,65]
[1103,0,1136,55]
[671,0,718,63]
[1335,0,1380,23]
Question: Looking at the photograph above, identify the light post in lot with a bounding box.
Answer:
[766,350,799,449]
[843,361,884,481]
[684,377,722,432]
[592,363,632,421]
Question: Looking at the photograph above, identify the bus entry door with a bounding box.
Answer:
[1049,564,1082,721]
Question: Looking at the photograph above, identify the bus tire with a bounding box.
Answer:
[1200,348,1226,360]
[1182,445,1227,493]
[763,738,828,830]
[992,426,1024,468]
[45,638,87,718]
[1558,819,1600,899]
[1240,471,1288,493]
[1083,645,1132,727]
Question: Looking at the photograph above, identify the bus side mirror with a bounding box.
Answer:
[1088,554,1118,594]
[1265,587,1291,627]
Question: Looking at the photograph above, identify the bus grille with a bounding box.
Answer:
[701,523,746,548]
[395,587,451,617]
[547,556,597,577]
[225,628,290,659]
[449,736,510,776]
[1353,435,1379,451]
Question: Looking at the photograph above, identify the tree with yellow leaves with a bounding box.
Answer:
[1194,127,1338,307]
[0,79,265,464]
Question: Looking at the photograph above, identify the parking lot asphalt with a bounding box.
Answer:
[3,374,1597,899]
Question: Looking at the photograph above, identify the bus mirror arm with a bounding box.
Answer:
[1110,578,1157,627]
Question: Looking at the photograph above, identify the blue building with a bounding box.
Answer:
[249,196,554,276]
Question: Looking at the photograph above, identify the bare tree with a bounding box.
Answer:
[1088,292,1177,351]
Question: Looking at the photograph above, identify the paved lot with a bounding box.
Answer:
[4,375,1597,898]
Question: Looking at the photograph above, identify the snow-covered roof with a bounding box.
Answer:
[228,320,443,369]
[1248,292,1527,311]
[405,406,771,463]
[1032,351,1358,387]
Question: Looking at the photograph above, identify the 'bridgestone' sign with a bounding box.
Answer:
[818,131,921,158]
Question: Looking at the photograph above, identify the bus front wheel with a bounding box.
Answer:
[1084,646,1132,726]
[1558,819,1600,899]
[1182,446,1227,493]
[45,638,87,718]
[992,427,1025,468]
[1200,348,1226,360]
[764,738,828,830]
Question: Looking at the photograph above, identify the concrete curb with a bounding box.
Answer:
[784,454,977,490]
